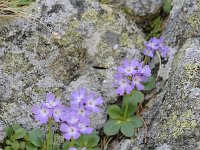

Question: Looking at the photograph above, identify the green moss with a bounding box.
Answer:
[2,53,33,75]
[145,17,163,40]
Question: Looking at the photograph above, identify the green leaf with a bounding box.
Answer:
[5,127,14,138]
[52,144,60,150]
[142,76,156,91]
[122,90,144,116]
[29,128,42,137]
[26,143,38,150]
[75,135,84,147]
[11,124,21,132]
[13,128,26,139]
[11,140,20,150]
[19,141,26,149]
[6,139,11,145]
[131,116,143,128]
[120,121,135,137]
[28,128,43,147]
[103,119,121,136]
[5,146,12,150]
[63,141,70,149]
[88,147,101,150]
[163,0,172,13]
[107,105,123,119]
[85,134,100,147]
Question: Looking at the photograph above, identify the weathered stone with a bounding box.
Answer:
[124,0,164,21]
[162,0,200,47]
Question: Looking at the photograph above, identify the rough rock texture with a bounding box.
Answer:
[163,0,200,47]
[0,0,145,142]
[145,37,200,149]
[124,0,164,21]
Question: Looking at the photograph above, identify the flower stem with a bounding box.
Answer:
[123,96,129,119]
[156,51,161,81]
[143,56,149,65]
[47,118,52,150]
[70,138,75,147]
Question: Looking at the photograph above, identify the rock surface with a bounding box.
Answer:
[124,0,164,21]
[0,0,145,142]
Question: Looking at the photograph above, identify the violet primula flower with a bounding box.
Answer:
[132,74,147,90]
[68,148,77,150]
[32,104,52,124]
[84,92,103,112]
[159,45,169,58]
[60,123,80,140]
[71,104,90,117]
[144,37,169,58]
[65,111,80,125]
[70,88,86,105]
[52,105,65,122]
[117,59,138,76]
[114,73,133,95]
[137,62,151,77]
[146,37,163,50]
[144,48,154,57]
[45,93,61,108]
[78,118,93,134]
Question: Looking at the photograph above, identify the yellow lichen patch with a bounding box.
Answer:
[184,63,199,80]
[81,8,98,22]
[2,53,33,75]
[101,4,116,23]
[161,109,197,140]
[120,32,134,48]
[187,15,200,28]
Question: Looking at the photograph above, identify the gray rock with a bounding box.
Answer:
[162,0,200,47]
[0,0,144,142]
[124,0,164,21]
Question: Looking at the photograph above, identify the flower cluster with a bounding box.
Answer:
[32,93,64,124]
[32,89,103,141]
[114,59,151,95]
[144,37,169,58]
[60,88,103,140]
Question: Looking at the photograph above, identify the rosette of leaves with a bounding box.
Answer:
[103,90,144,137]
[4,124,43,150]
[63,131,100,150]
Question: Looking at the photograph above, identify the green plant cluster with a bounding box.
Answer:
[63,131,100,150]
[4,124,43,150]
[104,77,156,137]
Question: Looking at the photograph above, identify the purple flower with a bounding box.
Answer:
[70,88,86,105]
[159,45,169,58]
[114,73,133,95]
[45,93,61,108]
[117,59,138,76]
[84,92,103,112]
[52,105,65,122]
[32,104,52,124]
[144,48,155,57]
[132,74,147,90]
[60,123,80,140]
[65,111,80,125]
[146,37,163,50]
[137,62,151,77]
[68,148,77,150]
[78,118,93,134]
[70,104,90,117]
